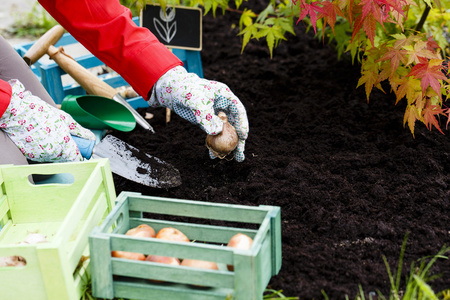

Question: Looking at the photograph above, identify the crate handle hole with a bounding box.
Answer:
[29,173,75,185]
[0,255,27,268]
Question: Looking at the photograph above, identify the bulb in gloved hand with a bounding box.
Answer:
[206,111,238,159]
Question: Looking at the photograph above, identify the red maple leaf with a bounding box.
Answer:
[352,0,407,46]
[351,10,377,46]
[360,0,386,27]
[296,1,326,34]
[407,57,448,99]
[426,36,440,52]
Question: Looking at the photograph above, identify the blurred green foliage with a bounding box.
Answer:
[7,2,58,37]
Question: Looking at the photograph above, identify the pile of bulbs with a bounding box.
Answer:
[111,224,253,283]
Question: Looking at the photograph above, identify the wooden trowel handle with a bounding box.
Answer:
[23,25,65,65]
[47,45,117,98]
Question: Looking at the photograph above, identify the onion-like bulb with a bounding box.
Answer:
[156,227,190,243]
[206,111,239,159]
[126,224,156,238]
[226,233,253,271]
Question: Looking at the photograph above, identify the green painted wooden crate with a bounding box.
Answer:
[0,159,116,300]
[89,191,282,300]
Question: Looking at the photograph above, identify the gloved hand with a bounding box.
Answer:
[0,79,96,162]
[148,66,249,162]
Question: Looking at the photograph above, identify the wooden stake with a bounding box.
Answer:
[166,47,173,124]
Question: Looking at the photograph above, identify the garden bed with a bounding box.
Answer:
[111,2,450,298]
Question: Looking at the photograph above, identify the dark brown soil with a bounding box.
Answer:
[112,3,450,299]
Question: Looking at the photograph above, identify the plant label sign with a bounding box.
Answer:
[141,5,202,51]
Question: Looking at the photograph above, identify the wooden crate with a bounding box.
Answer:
[0,159,116,300]
[89,191,282,300]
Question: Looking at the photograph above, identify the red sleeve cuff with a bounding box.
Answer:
[0,80,12,118]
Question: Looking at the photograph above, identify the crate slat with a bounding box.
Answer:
[129,195,270,223]
[112,259,234,288]
[114,279,233,300]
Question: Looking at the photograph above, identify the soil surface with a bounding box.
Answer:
[112,2,450,299]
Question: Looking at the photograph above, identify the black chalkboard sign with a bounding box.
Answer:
[141,5,202,51]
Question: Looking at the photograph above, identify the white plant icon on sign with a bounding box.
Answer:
[154,7,177,44]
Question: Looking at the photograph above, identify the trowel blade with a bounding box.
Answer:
[92,135,181,188]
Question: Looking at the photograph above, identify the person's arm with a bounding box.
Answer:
[0,79,96,162]
[38,0,182,99]
[39,0,249,162]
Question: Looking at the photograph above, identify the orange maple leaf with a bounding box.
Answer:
[404,40,438,66]
[422,102,445,134]
[317,1,344,34]
[403,104,420,136]
[376,47,408,78]
[445,107,450,130]
[393,34,415,49]
[393,76,421,105]
[407,57,448,100]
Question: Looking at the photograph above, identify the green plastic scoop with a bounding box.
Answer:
[61,95,136,132]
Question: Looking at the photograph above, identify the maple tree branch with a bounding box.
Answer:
[415,5,430,32]
[224,7,245,14]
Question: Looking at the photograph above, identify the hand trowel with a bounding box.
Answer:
[72,135,181,188]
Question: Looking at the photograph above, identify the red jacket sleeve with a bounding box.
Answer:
[0,80,12,118]
[38,0,182,100]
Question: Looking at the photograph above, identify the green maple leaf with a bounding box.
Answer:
[256,3,274,23]
[357,54,386,101]
[238,22,258,53]
[255,20,286,58]
[239,9,256,31]
[273,17,295,37]
[203,0,227,16]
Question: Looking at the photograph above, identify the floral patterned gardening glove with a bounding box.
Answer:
[0,79,96,162]
[149,66,249,162]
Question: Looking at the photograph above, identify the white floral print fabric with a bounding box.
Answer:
[0,79,96,162]
[149,66,249,162]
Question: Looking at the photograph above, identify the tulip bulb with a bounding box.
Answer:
[206,111,239,159]
[156,227,190,243]
[126,224,156,238]
[226,233,253,271]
